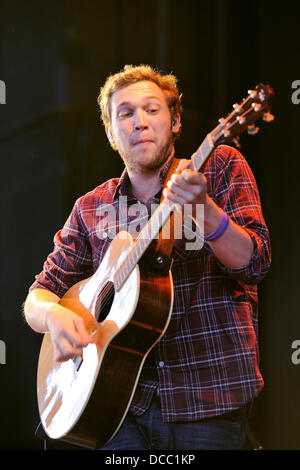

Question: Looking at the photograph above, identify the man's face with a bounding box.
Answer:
[107,80,180,173]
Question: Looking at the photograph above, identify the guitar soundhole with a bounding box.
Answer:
[73,355,83,371]
[95,281,115,323]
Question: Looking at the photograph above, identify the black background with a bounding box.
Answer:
[0,0,300,450]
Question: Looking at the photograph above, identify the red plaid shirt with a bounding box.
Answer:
[29,145,271,421]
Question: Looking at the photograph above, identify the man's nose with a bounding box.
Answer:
[134,110,148,130]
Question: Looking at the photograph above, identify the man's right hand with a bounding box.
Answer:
[45,304,94,361]
[23,288,94,362]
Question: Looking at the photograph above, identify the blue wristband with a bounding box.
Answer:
[204,212,230,242]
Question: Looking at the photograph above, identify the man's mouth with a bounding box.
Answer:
[133,139,154,146]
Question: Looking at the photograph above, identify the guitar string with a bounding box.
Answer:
[112,199,175,289]
[211,103,262,143]
[212,87,271,143]
[98,100,258,308]
[112,140,217,291]
[210,94,255,142]
[100,134,215,295]
[93,203,174,315]
[94,93,264,317]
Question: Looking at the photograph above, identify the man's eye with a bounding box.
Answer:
[148,108,158,114]
[119,111,133,118]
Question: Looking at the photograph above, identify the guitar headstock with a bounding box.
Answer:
[211,83,274,148]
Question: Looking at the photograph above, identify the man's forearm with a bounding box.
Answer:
[196,197,254,269]
[23,288,60,334]
[24,288,94,361]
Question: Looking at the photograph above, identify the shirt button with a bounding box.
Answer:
[102,231,108,239]
[158,361,164,367]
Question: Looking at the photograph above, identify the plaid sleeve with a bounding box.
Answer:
[28,198,93,298]
[208,145,271,284]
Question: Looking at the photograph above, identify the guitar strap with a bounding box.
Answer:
[155,157,182,260]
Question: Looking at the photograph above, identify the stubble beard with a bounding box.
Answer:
[120,131,174,175]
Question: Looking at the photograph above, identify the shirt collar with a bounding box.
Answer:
[113,154,175,201]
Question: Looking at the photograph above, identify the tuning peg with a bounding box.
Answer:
[237,116,246,125]
[248,89,257,98]
[252,102,262,112]
[262,112,275,122]
[247,124,259,135]
[222,128,230,138]
[233,103,242,113]
[233,137,241,148]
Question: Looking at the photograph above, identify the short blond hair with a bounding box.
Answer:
[97,64,182,137]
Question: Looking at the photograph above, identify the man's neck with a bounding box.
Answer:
[127,168,162,204]
[124,148,175,203]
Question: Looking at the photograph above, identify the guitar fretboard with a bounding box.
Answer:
[113,134,214,291]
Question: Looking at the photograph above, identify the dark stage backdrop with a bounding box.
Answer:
[0,0,299,450]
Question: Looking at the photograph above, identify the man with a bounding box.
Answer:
[24,64,271,450]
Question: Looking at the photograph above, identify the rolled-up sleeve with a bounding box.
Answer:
[29,198,93,298]
[207,145,271,284]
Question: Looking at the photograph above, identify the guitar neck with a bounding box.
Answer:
[113,82,275,291]
[113,133,215,291]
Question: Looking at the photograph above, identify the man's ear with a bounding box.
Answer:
[105,126,114,145]
[172,113,181,135]
[105,126,118,151]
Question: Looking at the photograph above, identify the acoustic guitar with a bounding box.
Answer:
[37,84,274,448]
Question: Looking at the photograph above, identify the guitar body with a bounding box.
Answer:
[37,231,173,449]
